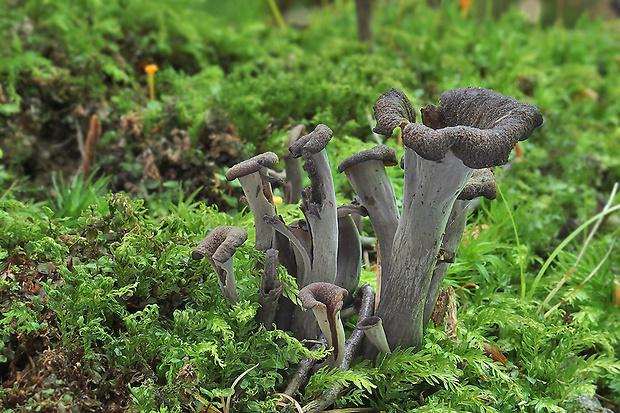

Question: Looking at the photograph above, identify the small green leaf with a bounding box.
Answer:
[42,206,55,218]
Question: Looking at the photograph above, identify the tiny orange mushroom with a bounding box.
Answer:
[273,195,283,213]
[145,64,159,101]
[459,0,472,18]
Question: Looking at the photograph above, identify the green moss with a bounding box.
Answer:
[1,0,619,410]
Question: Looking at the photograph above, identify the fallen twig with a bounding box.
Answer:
[283,339,326,397]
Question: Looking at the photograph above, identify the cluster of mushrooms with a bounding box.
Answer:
[193,87,543,369]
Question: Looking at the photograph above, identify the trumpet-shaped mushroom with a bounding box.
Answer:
[283,125,305,204]
[192,226,248,303]
[266,203,364,334]
[372,87,542,350]
[209,86,541,367]
[357,316,391,354]
[298,282,347,367]
[338,145,399,267]
[288,124,339,287]
[264,215,314,335]
[226,152,280,251]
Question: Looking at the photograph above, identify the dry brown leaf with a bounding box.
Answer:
[483,342,507,366]
[81,114,102,178]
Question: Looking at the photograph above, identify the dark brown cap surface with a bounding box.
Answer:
[225,152,279,181]
[338,145,398,173]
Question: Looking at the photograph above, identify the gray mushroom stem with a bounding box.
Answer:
[298,282,347,367]
[335,203,367,295]
[338,145,400,267]
[377,150,472,350]
[336,214,362,296]
[225,152,280,251]
[422,199,469,327]
[263,215,318,338]
[423,168,497,326]
[283,124,305,204]
[192,226,248,303]
[289,124,339,286]
[263,215,312,287]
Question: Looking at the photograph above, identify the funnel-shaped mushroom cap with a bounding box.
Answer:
[407,88,542,168]
[192,226,248,303]
[458,168,497,200]
[225,152,279,181]
[225,152,280,251]
[289,124,333,157]
[373,88,417,136]
[358,316,391,354]
[337,145,398,173]
[299,282,348,314]
[299,282,347,367]
[192,226,248,262]
[374,87,543,169]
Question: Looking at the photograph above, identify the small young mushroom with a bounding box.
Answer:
[338,145,400,267]
[192,226,248,303]
[357,316,391,354]
[226,152,280,251]
[144,64,158,101]
[298,282,348,367]
[372,87,542,351]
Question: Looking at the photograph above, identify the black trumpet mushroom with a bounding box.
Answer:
[226,152,280,251]
[197,87,542,371]
[370,87,543,351]
[192,226,248,304]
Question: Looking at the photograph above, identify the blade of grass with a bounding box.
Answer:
[274,392,303,413]
[538,183,618,314]
[0,179,18,201]
[527,203,620,300]
[497,184,526,300]
[543,239,615,320]
[224,363,259,413]
[267,0,287,32]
